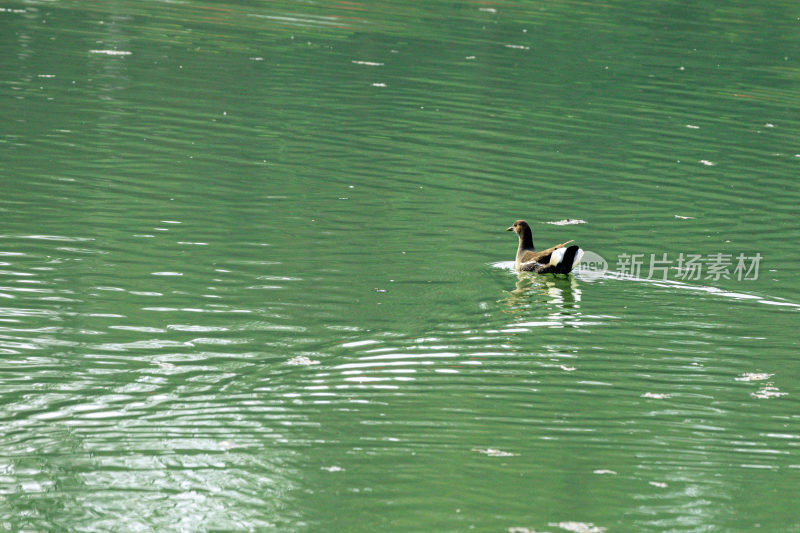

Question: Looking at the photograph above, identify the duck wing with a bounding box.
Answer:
[518,240,574,265]
[520,244,582,273]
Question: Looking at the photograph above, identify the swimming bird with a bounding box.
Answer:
[507,219,584,274]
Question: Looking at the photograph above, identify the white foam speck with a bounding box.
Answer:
[152,271,183,276]
[649,481,668,488]
[545,219,587,225]
[466,55,476,60]
[674,215,695,219]
[321,465,343,472]
[736,372,773,382]
[505,44,530,50]
[352,60,384,66]
[90,49,132,56]
[686,124,699,129]
[287,355,320,366]
[593,469,617,475]
[479,7,497,13]
[550,522,606,533]
[372,82,387,87]
[699,160,716,166]
[752,385,786,399]
[472,448,517,457]
[560,365,576,371]
[641,392,671,399]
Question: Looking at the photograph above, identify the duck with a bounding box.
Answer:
[507,219,584,274]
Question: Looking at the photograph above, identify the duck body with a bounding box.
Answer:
[507,219,583,274]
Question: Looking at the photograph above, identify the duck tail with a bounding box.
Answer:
[571,247,584,271]
[550,245,583,273]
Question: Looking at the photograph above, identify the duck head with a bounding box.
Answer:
[507,219,534,249]
[506,220,530,234]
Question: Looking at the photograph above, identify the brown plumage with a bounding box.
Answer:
[506,219,583,274]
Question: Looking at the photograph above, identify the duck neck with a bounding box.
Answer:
[518,227,534,251]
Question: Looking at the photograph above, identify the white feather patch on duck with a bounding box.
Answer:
[571,248,585,270]
[548,247,567,266]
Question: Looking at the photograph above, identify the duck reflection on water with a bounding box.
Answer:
[501,273,583,325]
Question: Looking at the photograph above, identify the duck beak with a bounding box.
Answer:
[506,226,513,232]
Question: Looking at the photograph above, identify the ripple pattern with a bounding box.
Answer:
[2,0,800,531]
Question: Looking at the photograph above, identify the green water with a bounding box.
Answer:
[2,0,800,531]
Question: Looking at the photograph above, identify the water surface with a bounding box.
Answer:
[2,0,800,531]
